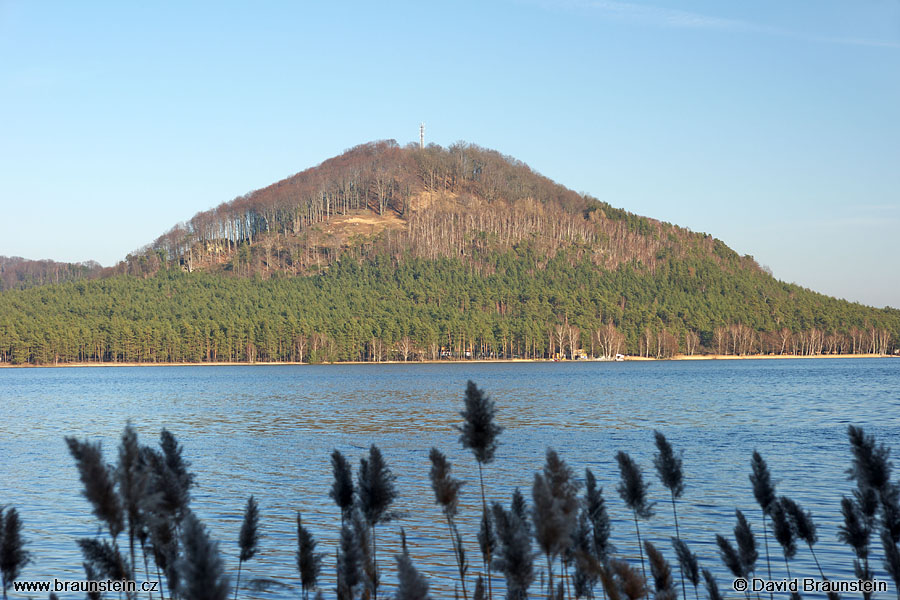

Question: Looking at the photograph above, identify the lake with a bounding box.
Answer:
[2,358,899,599]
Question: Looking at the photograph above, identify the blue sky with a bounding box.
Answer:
[1,1,898,307]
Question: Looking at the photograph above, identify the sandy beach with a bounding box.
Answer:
[0,353,894,368]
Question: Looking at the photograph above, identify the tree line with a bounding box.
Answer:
[0,249,896,365]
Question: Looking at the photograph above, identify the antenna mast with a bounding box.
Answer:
[419,123,425,149]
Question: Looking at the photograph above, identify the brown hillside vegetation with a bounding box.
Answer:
[0,255,103,291]
[118,140,754,278]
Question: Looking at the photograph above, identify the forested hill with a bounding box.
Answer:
[0,140,897,364]
[0,256,103,291]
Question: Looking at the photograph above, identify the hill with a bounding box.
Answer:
[0,140,896,364]
[0,256,103,291]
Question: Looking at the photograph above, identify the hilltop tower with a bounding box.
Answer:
[419,123,425,149]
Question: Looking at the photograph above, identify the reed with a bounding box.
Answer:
[839,493,874,600]
[478,505,497,599]
[357,444,399,600]
[572,511,597,599]
[769,500,796,578]
[395,528,431,600]
[533,449,579,598]
[82,561,103,600]
[749,451,775,599]
[585,469,612,566]
[77,538,130,581]
[601,559,646,600]
[847,426,892,493]
[881,530,900,600]
[491,495,534,600]
[177,512,230,600]
[671,540,699,600]
[66,437,125,540]
[474,575,486,600]
[880,484,900,543]
[117,424,147,587]
[653,432,685,600]
[0,507,30,600]
[235,495,260,600]
[615,451,654,581]
[701,569,721,600]
[296,512,325,600]
[734,510,758,580]
[159,429,196,501]
[457,381,504,600]
[645,541,676,600]
[428,447,468,600]
[777,496,824,582]
[330,450,355,527]
[41,400,900,600]
[336,521,361,600]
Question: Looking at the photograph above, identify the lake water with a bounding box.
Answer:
[2,359,899,599]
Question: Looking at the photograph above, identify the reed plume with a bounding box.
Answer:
[671,539,700,600]
[715,535,744,579]
[839,493,874,600]
[585,469,612,564]
[296,512,325,600]
[474,575,486,600]
[235,495,260,600]
[769,499,796,578]
[141,429,196,594]
[358,444,398,600]
[77,537,130,581]
[511,488,531,537]
[336,520,360,600]
[532,449,579,598]
[456,381,504,468]
[159,429,196,500]
[734,510,758,580]
[779,497,824,579]
[478,504,497,600]
[142,445,190,526]
[597,560,622,600]
[429,448,468,599]
[645,541,677,600]
[749,451,775,598]
[847,426,892,492]
[0,507,30,600]
[572,511,596,599]
[603,559,646,600]
[429,448,464,519]
[457,381,504,599]
[82,561,103,600]
[491,498,534,600]
[330,450,355,525]
[654,432,685,600]
[701,569,722,600]
[353,505,378,598]
[880,484,900,543]
[838,496,871,561]
[395,528,432,600]
[177,512,230,600]
[616,451,654,580]
[118,425,146,570]
[66,437,124,539]
[881,530,900,600]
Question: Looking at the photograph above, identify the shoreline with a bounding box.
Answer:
[0,353,894,368]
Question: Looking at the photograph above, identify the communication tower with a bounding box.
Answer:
[419,123,425,149]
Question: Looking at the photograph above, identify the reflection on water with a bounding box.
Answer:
[2,359,899,598]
